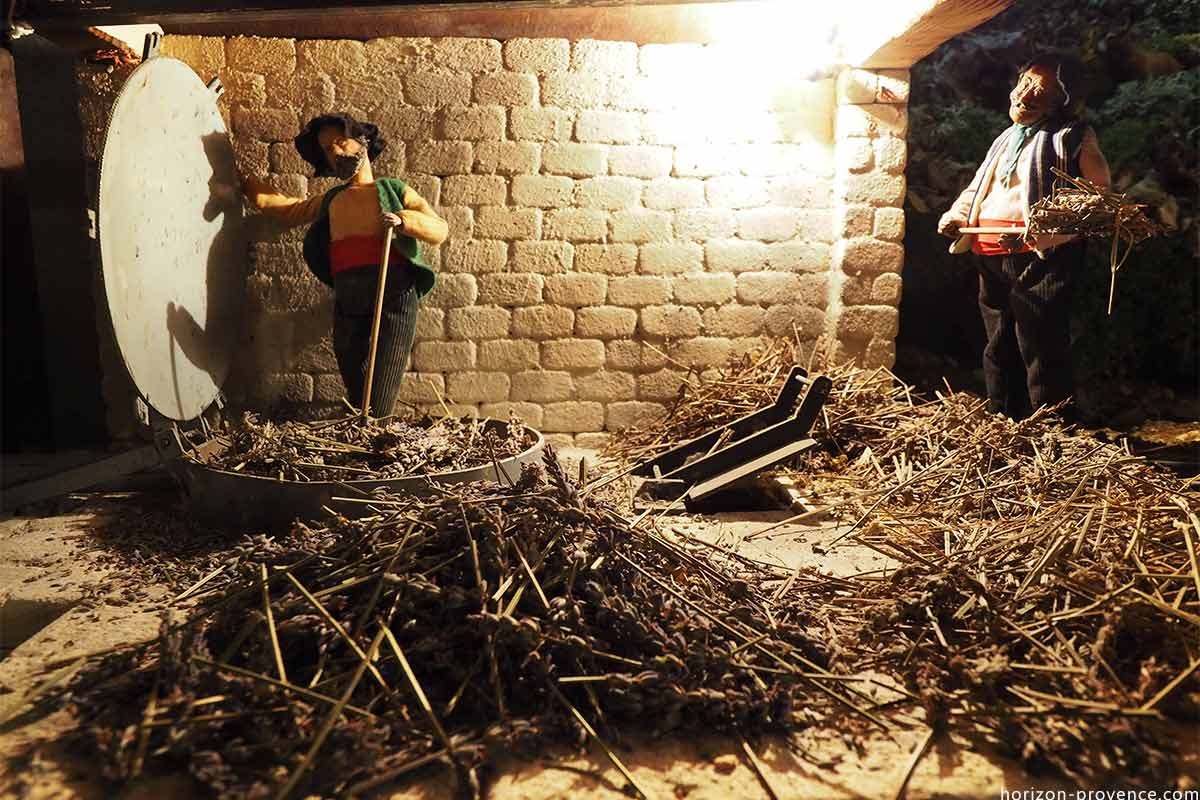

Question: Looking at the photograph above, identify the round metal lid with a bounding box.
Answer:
[99,55,245,422]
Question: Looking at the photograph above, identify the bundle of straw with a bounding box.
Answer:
[1028,167,1162,314]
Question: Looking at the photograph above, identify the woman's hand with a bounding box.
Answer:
[382,212,404,229]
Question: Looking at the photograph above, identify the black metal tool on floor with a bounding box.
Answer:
[633,365,832,509]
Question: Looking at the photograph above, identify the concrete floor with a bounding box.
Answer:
[0,451,1176,799]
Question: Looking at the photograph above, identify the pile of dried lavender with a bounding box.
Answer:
[192,412,532,482]
[57,450,861,799]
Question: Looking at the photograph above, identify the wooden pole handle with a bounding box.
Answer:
[360,231,394,420]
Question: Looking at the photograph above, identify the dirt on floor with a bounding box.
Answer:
[0,457,1193,799]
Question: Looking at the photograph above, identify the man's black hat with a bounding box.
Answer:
[294,113,388,177]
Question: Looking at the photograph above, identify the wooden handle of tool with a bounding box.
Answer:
[360,231,394,420]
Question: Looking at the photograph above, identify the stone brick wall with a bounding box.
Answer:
[149,34,908,445]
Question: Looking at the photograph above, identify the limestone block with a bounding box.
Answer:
[332,72,404,111]
[542,143,608,177]
[441,106,506,141]
[227,36,295,74]
[836,68,878,105]
[446,239,511,273]
[576,111,640,144]
[263,173,307,199]
[509,241,571,274]
[413,340,477,371]
[233,107,299,141]
[572,40,637,76]
[637,369,691,401]
[512,305,576,339]
[543,401,605,433]
[837,137,874,173]
[162,35,225,76]
[423,273,478,308]
[297,39,366,73]
[706,240,768,273]
[638,43,706,77]
[425,403,480,419]
[795,209,834,243]
[447,305,511,340]
[640,305,702,337]
[836,237,905,274]
[834,205,874,239]
[447,371,510,403]
[608,276,672,308]
[543,433,576,448]
[705,175,768,209]
[768,175,832,208]
[836,305,899,341]
[838,171,906,208]
[443,175,507,206]
[255,373,313,403]
[764,304,825,338]
[835,104,908,138]
[294,340,338,372]
[478,273,544,306]
[363,37,435,73]
[511,370,574,402]
[405,72,472,107]
[475,72,538,106]
[480,401,544,427]
[873,207,906,242]
[415,307,446,341]
[575,306,638,338]
[265,73,334,117]
[611,210,672,244]
[876,69,911,104]
[701,304,766,337]
[371,106,436,141]
[542,339,606,370]
[767,241,831,273]
[607,340,669,371]
[638,242,704,275]
[251,242,304,277]
[575,244,638,275]
[796,274,829,308]
[609,145,673,178]
[544,273,608,307]
[405,174,441,205]
[737,208,799,242]
[671,337,734,369]
[397,373,445,404]
[268,142,310,175]
[543,209,607,242]
[219,69,266,109]
[875,136,907,175]
[605,401,666,430]
[511,175,574,208]
[641,112,706,146]
[474,141,541,175]
[840,275,872,306]
[309,371,348,402]
[541,73,609,110]
[674,273,736,306]
[480,339,540,371]
[432,38,501,72]
[871,273,903,305]
[674,144,740,177]
[739,143,814,177]
[475,206,541,240]
[737,272,802,305]
[643,178,705,210]
[503,38,570,74]
[674,209,736,242]
[408,141,473,174]
[509,107,572,142]
[574,370,636,403]
[233,139,270,180]
[575,176,642,210]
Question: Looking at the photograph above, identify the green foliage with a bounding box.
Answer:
[1147,32,1200,63]
[908,102,1009,163]
[1095,69,1200,172]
